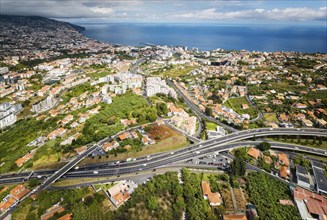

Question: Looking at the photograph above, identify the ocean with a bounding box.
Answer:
[79,23,327,53]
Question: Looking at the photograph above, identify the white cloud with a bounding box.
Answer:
[170,7,327,21]
[90,7,114,14]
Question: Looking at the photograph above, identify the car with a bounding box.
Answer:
[295,147,299,150]
[170,152,175,155]
[143,163,147,166]
[324,152,327,155]
[74,166,79,170]
[269,128,273,131]
[116,161,120,164]
[195,151,200,154]
[93,171,99,174]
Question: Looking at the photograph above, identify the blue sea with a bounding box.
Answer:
[79,23,327,53]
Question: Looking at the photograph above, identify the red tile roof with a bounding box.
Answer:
[293,187,327,216]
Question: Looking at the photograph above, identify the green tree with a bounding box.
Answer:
[257,141,271,151]
[156,102,168,116]
[146,196,158,211]
[230,155,246,177]
[205,107,213,116]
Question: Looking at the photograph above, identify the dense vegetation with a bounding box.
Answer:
[246,172,301,220]
[76,93,156,145]
[12,187,111,220]
[0,117,60,173]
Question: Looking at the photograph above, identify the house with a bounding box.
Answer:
[58,213,73,220]
[201,181,222,206]
[15,152,33,167]
[107,181,132,207]
[312,161,327,195]
[296,165,311,189]
[74,146,87,155]
[102,142,113,152]
[279,166,289,179]
[0,196,16,213]
[294,103,307,109]
[61,115,74,125]
[263,156,273,164]
[247,147,261,159]
[278,153,289,166]
[242,104,249,109]
[10,185,30,200]
[118,132,131,141]
[223,214,247,220]
[302,118,313,127]
[142,136,149,145]
[47,128,67,140]
[279,113,289,122]
[293,187,327,220]
[41,204,65,220]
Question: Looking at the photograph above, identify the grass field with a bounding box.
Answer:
[93,182,115,191]
[225,97,257,119]
[152,65,197,78]
[205,121,218,130]
[269,138,327,151]
[80,125,189,165]
[234,188,247,210]
[270,81,306,93]
[263,113,278,123]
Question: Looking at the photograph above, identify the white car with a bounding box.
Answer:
[93,171,99,174]
[170,152,175,155]
[143,163,147,166]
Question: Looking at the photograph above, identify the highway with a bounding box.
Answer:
[0,127,325,219]
[1,128,326,185]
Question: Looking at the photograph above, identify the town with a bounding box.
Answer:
[0,15,326,220]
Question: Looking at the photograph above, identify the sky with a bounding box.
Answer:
[1,0,327,25]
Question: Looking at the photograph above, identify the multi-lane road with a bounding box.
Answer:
[1,127,326,185]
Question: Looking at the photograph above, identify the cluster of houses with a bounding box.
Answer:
[247,147,290,179]
[174,81,250,125]
[100,127,155,153]
[0,185,30,214]
[246,146,327,197]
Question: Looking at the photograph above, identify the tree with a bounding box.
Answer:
[257,141,271,151]
[230,155,246,176]
[146,196,158,211]
[156,102,168,116]
[205,107,213,116]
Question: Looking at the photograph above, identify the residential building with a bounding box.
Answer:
[0,102,22,129]
[32,95,57,113]
[296,165,311,189]
[293,187,327,220]
[201,180,222,206]
[312,161,327,195]
[247,147,260,159]
[107,181,136,207]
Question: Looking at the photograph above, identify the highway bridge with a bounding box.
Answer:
[1,127,326,219]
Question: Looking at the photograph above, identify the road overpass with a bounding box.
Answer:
[1,129,326,185]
